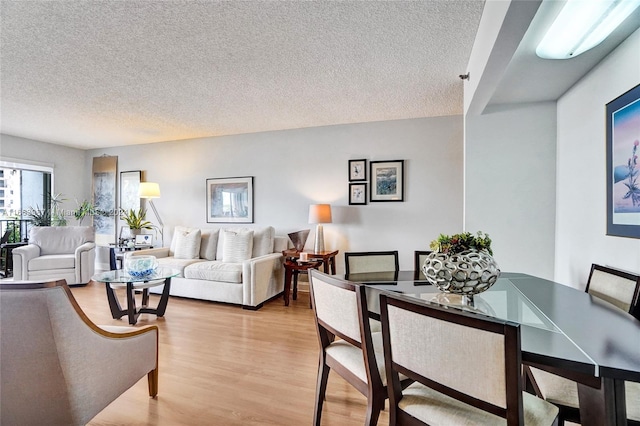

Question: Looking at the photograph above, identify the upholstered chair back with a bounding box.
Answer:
[30,226,94,255]
[344,250,399,275]
[586,263,640,316]
[384,299,510,408]
[310,271,362,343]
[0,280,158,426]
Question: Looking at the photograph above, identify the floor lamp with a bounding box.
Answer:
[308,204,332,253]
[139,182,164,247]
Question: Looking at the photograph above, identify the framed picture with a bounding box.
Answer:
[206,176,254,223]
[135,234,154,246]
[349,159,367,181]
[120,170,141,212]
[92,155,118,245]
[370,160,404,202]
[607,83,640,238]
[349,183,367,205]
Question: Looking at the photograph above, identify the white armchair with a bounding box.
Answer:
[12,226,96,285]
[0,279,158,425]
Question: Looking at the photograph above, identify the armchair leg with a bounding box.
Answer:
[148,368,158,398]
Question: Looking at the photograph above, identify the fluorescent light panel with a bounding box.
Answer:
[536,0,640,59]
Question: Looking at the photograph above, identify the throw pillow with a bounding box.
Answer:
[252,226,275,257]
[174,228,202,259]
[222,230,254,263]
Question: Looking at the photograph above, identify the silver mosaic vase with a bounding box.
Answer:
[422,249,500,296]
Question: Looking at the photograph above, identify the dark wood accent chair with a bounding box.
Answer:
[526,263,640,425]
[379,293,559,425]
[0,280,159,425]
[344,250,399,275]
[308,270,409,426]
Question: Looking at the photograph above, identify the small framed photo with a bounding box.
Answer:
[135,234,154,246]
[206,176,254,223]
[370,160,404,202]
[349,183,367,205]
[348,159,367,181]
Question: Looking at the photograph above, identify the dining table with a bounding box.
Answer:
[343,270,640,426]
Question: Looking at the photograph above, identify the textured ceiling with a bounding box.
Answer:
[0,0,485,149]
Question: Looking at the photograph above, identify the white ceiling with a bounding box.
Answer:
[0,0,485,149]
[2,1,638,151]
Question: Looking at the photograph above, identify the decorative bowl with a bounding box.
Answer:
[125,255,158,278]
[422,249,500,296]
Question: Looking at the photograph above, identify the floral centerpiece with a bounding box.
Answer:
[423,231,500,298]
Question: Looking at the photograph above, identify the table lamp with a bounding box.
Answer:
[308,204,332,253]
[139,182,164,246]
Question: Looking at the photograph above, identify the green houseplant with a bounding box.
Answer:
[429,231,493,255]
[120,208,153,233]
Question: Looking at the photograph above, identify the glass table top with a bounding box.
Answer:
[346,271,560,332]
[92,267,180,283]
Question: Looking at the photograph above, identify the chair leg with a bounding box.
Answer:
[364,395,384,426]
[314,361,330,426]
[148,368,158,398]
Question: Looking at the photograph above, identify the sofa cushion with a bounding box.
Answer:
[222,230,254,263]
[29,254,75,271]
[30,226,94,255]
[216,227,274,259]
[184,261,243,284]
[156,257,204,276]
[174,228,201,259]
[199,229,219,260]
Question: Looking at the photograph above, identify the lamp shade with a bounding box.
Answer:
[139,182,161,199]
[308,204,332,224]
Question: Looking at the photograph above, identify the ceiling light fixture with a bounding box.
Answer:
[536,0,640,59]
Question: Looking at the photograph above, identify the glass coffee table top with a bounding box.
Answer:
[92,267,180,284]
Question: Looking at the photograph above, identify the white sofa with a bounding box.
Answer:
[12,226,96,285]
[133,226,286,309]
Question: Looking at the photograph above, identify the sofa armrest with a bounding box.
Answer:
[75,242,96,256]
[131,247,170,258]
[242,252,284,307]
[12,244,40,280]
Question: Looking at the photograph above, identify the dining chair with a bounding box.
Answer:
[344,250,399,275]
[0,229,12,277]
[379,292,559,426]
[413,250,432,272]
[585,263,640,320]
[0,279,159,425]
[526,263,640,425]
[308,269,408,426]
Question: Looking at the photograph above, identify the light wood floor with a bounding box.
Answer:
[70,282,389,425]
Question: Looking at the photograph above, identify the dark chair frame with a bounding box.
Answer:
[344,250,399,275]
[585,263,640,320]
[380,293,528,426]
[309,270,391,426]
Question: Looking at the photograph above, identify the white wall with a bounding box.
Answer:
[85,116,464,273]
[555,29,640,288]
[465,102,557,279]
[0,133,88,216]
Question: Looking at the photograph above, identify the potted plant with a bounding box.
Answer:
[120,208,153,235]
[74,199,95,226]
[423,231,500,300]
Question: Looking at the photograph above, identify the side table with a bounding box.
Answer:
[282,258,322,306]
[282,249,339,274]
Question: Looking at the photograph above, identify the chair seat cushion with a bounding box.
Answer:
[29,254,75,271]
[325,331,403,387]
[184,261,243,284]
[532,368,640,421]
[399,381,558,425]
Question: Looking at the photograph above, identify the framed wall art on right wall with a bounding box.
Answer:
[606,83,640,238]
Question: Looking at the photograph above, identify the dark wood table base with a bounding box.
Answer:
[105,277,172,325]
[283,260,322,306]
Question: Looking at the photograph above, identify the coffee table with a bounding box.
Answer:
[92,268,180,325]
